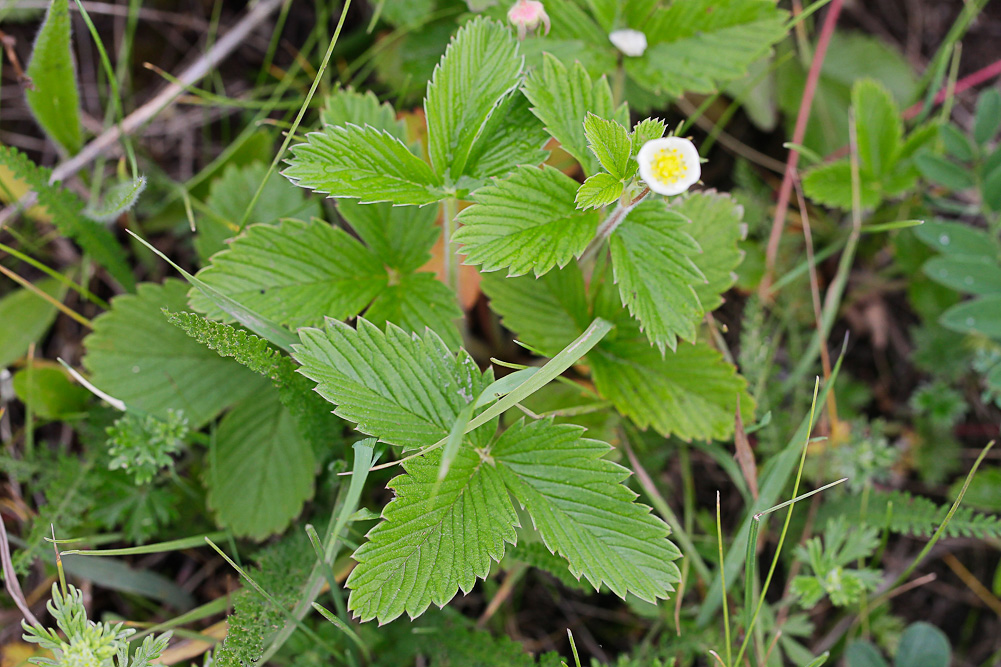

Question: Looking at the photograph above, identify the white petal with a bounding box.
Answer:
[637,137,701,196]
[609,29,648,57]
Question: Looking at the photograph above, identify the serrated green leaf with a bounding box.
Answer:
[923,256,1001,295]
[320,87,405,139]
[25,0,81,154]
[523,54,627,176]
[425,17,524,183]
[626,0,787,97]
[196,162,318,262]
[576,172,624,210]
[584,113,631,179]
[913,220,998,258]
[494,418,681,601]
[630,118,667,160]
[191,218,387,328]
[670,191,745,310]
[609,200,705,352]
[0,277,67,368]
[294,319,492,450]
[84,176,146,223]
[83,279,266,427]
[853,79,902,177]
[364,273,462,350]
[974,88,1001,146]
[802,160,882,210]
[940,295,1001,339]
[454,165,599,276]
[346,444,516,622]
[207,390,314,541]
[916,153,975,191]
[336,200,439,274]
[459,88,550,184]
[481,265,590,357]
[0,145,134,290]
[284,124,443,205]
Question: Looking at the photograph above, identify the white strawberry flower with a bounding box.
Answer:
[609,29,648,57]
[636,137,701,196]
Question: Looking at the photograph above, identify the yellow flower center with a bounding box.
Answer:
[650,148,688,185]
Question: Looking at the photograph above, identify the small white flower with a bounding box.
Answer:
[637,137,701,196]
[609,29,648,57]
[507,0,550,41]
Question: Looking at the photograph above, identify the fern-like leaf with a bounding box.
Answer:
[818,490,1001,540]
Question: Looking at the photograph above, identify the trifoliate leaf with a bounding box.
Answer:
[453,165,599,276]
[320,87,405,139]
[83,280,266,427]
[337,200,439,274]
[627,0,787,97]
[284,124,444,205]
[493,418,681,601]
[365,273,462,349]
[609,199,705,352]
[670,191,745,311]
[294,319,492,450]
[207,389,315,540]
[191,218,387,328]
[481,266,590,357]
[346,444,517,622]
[584,113,631,179]
[24,0,81,154]
[590,292,752,440]
[425,17,524,183]
[196,162,318,262]
[523,54,627,176]
[576,172,624,210]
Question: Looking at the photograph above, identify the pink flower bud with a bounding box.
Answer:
[508,0,550,41]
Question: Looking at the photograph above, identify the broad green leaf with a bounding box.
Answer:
[12,364,90,419]
[481,265,590,357]
[913,220,998,259]
[84,176,146,223]
[294,319,493,450]
[940,295,1001,340]
[459,88,550,184]
[83,279,266,427]
[974,88,1001,146]
[627,0,787,97]
[425,17,524,183]
[0,278,67,368]
[191,218,386,328]
[346,444,516,622]
[284,124,443,205]
[575,172,624,210]
[207,390,315,541]
[336,200,438,274]
[320,87,405,139]
[609,199,705,352]
[670,191,746,310]
[923,256,1001,295]
[523,54,627,176]
[895,622,950,667]
[802,160,882,210]
[583,113,631,179]
[0,146,134,290]
[845,642,889,667]
[916,153,975,191]
[630,117,667,163]
[853,79,902,177]
[364,273,462,350]
[24,0,81,154]
[454,165,599,277]
[494,418,681,601]
[196,162,318,262]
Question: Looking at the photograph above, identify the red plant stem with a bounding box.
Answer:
[903,57,1001,120]
[761,0,844,297]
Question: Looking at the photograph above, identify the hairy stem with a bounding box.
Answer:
[442,196,461,299]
